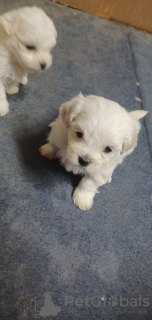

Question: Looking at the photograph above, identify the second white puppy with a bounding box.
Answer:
[40,94,147,210]
[0,6,57,116]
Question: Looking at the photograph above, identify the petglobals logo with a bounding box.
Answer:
[64,294,150,308]
[32,292,150,318]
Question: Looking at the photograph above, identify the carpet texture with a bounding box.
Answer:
[0,1,152,319]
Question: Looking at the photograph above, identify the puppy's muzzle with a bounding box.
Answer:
[79,156,90,167]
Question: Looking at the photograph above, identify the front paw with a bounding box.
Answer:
[73,188,94,211]
[0,100,9,116]
[6,84,19,94]
[39,143,57,160]
[20,75,28,85]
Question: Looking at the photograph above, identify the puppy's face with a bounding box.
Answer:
[60,94,147,175]
[1,6,57,71]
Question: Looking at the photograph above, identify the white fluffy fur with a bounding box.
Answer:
[40,94,148,210]
[0,6,57,116]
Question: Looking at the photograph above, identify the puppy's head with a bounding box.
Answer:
[0,6,57,71]
[60,94,147,175]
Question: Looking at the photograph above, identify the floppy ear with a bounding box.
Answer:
[121,130,139,155]
[121,109,148,155]
[60,93,84,128]
[0,9,20,35]
[129,110,148,120]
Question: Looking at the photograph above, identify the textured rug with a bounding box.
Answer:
[0,1,152,319]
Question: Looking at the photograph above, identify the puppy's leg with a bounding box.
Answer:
[73,176,98,211]
[39,143,58,160]
[6,80,19,94]
[20,74,28,86]
[0,81,9,116]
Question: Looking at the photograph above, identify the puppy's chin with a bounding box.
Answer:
[64,159,103,176]
[65,163,85,175]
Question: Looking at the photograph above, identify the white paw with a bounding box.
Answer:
[20,75,28,85]
[6,85,19,94]
[0,100,9,116]
[73,188,94,211]
[39,144,57,160]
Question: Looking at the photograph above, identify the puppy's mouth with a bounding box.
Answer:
[20,63,41,73]
[15,56,43,72]
[12,56,36,72]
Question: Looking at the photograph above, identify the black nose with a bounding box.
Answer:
[79,156,90,167]
[40,63,46,70]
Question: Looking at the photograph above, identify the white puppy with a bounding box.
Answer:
[0,6,57,116]
[40,94,147,210]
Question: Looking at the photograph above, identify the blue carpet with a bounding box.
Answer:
[0,1,152,319]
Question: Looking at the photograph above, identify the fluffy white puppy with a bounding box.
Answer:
[0,6,57,116]
[40,94,147,210]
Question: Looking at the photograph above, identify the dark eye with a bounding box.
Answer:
[76,131,83,138]
[26,45,36,50]
[104,146,112,153]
